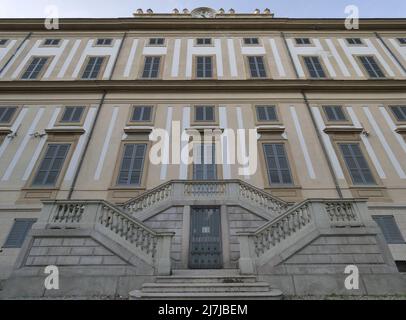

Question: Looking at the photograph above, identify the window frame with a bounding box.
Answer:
[140,55,163,79]
[302,55,327,79]
[295,38,312,46]
[0,39,10,46]
[94,38,113,46]
[57,106,88,126]
[397,38,406,45]
[194,55,214,79]
[192,105,217,124]
[19,56,52,80]
[389,105,406,122]
[192,142,218,181]
[255,105,280,123]
[261,142,294,187]
[322,105,350,123]
[357,55,387,79]
[128,105,155,125]
[243,37,260,46]
[0,106,19,126]
[246,55,268,79]
[42,38,61,47]
[148,38,165,46]
[346,38,364,46]
[80,55,108,80]
[195,38,213,46]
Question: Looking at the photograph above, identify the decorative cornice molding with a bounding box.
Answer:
[0,80,405,93]
[0,18,405,31]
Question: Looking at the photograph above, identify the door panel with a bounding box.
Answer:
[189,207,222,269]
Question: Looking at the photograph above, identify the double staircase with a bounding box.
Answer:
[129,269,283,300]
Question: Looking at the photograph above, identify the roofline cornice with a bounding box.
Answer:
[0,80,405,93]
[0,18,406,32]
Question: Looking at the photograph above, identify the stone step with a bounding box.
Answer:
[171,269,241,277]
[141,282,271,293]
[129,289,283,300]
[156,275,257,284]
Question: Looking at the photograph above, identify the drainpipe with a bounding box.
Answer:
[375,32,406,74]
[280,32,299,79]
[67,32,128,199]
[0,32,32,76]
[301,91,343,199]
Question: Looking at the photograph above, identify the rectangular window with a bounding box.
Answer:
[0,39,8,46]
[131,106,153,122]
[60,106,85,123]
[390,105,406,121]
[196,56,213,78]
[193,143,217,180]
[263,143,293,185]
[256,105,278,122]
[81,56,105,79]
[3,219,37,248]
[195,105,215,122]
[303,56,326,78]
[117,144,147,186]
[149,38,164,45]
[339,143,376,185]
[43,39,60,46]
[295,38,311,45]
[323,105,347,122]
[244,38,259,45]
[21,57,49,80]
[96,38,112,46]
[142,56,161,79]
[248,56,267,78]
[196,38,212,45]
[397,38,406,45]
[32,144,70,186]
[0,106,17,124]
[358,56,385,78]
[346,38,363,45]
[373,216,405,244]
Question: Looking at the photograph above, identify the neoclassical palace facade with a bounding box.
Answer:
[0,8,406,299]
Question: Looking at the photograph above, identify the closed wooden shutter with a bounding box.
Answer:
[373,216,405,244]
[3,219,37,248]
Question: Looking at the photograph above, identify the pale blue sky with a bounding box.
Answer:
[0,0,405,18]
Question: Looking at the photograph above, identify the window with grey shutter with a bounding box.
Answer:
[295,38,311,45]
[32,144,70,186]
[61,106,85,123]
[248,56,267,78]
[263,143,293,185]
[195,105,215,122]
[117,144,147,186]
[346,38,363,45]
[44,39,60,46]
[196,38,212,45]
[149,38,164,45]
[142,56,161,78]
[193,143,217,180]
[196,56,213,78]
[96,38,112,46]
[81,56,105,79]
[358,56,385,78]
[323,105,347,121]
[339,143,376,185]
[21,57,49,80]
[244,38,259,45]
[390,105,406,121]
[303,56,326,78]
[3,219,37,248]
[373,216,405,244]
[0,107,17,123]
[131,106,153,122]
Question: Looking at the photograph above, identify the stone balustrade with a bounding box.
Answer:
[237,199,370,274]
[38,200,174,275]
